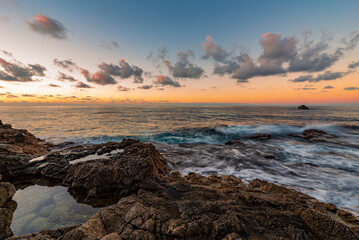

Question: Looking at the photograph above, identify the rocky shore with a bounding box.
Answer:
[0,121,359,239]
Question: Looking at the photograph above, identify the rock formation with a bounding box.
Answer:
[1,121,359,239]
[297,105,309,110]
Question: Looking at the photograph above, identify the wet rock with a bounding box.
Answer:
[289,129,337,143]
[224,140,245,145]
[62,139,171,205]
[297,105,309,110]
[249,133,271,140]
[0,123,49,177]
[0,120,2,126]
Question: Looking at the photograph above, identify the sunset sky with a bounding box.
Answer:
[0,0,359,104]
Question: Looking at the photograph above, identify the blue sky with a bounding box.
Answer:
[0,0,359,104]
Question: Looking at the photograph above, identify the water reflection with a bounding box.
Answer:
[11,185,101,236]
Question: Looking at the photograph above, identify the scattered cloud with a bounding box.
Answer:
[154,75,181,87]
[289,71,347,83]
[6,93,18,98]
[348,60,359,69]
[117,85,131,91]
[74,81,92,88]
[79,68,116,85]
[27,14,67,39]
[48,83,61,87]
[138,85,152,89]
[204,32,359,83]
[202,35,228,62]
[164,50,204,79]
[323,85,334,89]
[0,57,46,82]
[344,87,359,90]
[54,59,76,71]
[21,94,36,97]
[98,60,144,83]
[293,87,317,90]
[99,41,119,50]
[58,72,77,82]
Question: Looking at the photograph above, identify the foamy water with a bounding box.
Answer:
[1,105,359,214]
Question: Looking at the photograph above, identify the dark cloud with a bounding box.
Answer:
[138,85,152,89]
[117,85,131,91]
[348,60,359,69]
[21,94,36,97]
[79,68,116,85]
[344,87,359,90]
[202,35,228,62]
[6,93,18,98]
[99,41,119,50]
[74,81,92,88]
[293,87,317,90]
[289,71,347,83]
[53,59,76,71]
[98,59,144,83]
[323,85,334,89]
[0,57,46,82]
[154,75,181,87]
[48,83,61,87]
[27,14,67,39]
[58,72,77,82]
[164,50,204,79]
[205,32,359,83]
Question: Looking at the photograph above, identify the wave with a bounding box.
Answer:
[50,123,353,145]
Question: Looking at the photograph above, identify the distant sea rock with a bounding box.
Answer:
[1,122,359,240]
[297,105,309,110]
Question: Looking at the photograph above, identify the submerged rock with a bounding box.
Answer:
[297,105,309,110]
[249,133,271,140]
[290,129,337,143]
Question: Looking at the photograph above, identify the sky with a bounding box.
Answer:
[0,0,359,105]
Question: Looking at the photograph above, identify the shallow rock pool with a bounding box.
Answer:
[10,184,101,236]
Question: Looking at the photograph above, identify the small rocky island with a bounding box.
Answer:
[1,121,359,239]
[297,105,309,110]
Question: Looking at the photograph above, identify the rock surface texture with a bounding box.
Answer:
[1,121,359,239]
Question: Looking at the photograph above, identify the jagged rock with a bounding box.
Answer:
[297,105,309,110]
[249,133,271,140]
[0,181,17,240]
[0,120,3,126]
[10,173,359,240]
[3,124,359,239]
[0,123,49,178]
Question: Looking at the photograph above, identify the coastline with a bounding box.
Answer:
[0,121,359,239]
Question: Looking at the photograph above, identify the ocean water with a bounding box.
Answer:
[1,105,359,215]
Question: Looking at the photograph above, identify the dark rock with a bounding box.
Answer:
[0,181,16,239]
[0,120,2,126]
[249,133,271,140]
[297,105,309,110]
[224,140,245,145]
[289,129,337,143]
[13,173,359,240]
[0,124,12,129]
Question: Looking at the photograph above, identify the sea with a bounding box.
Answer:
[1,105,359,217]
